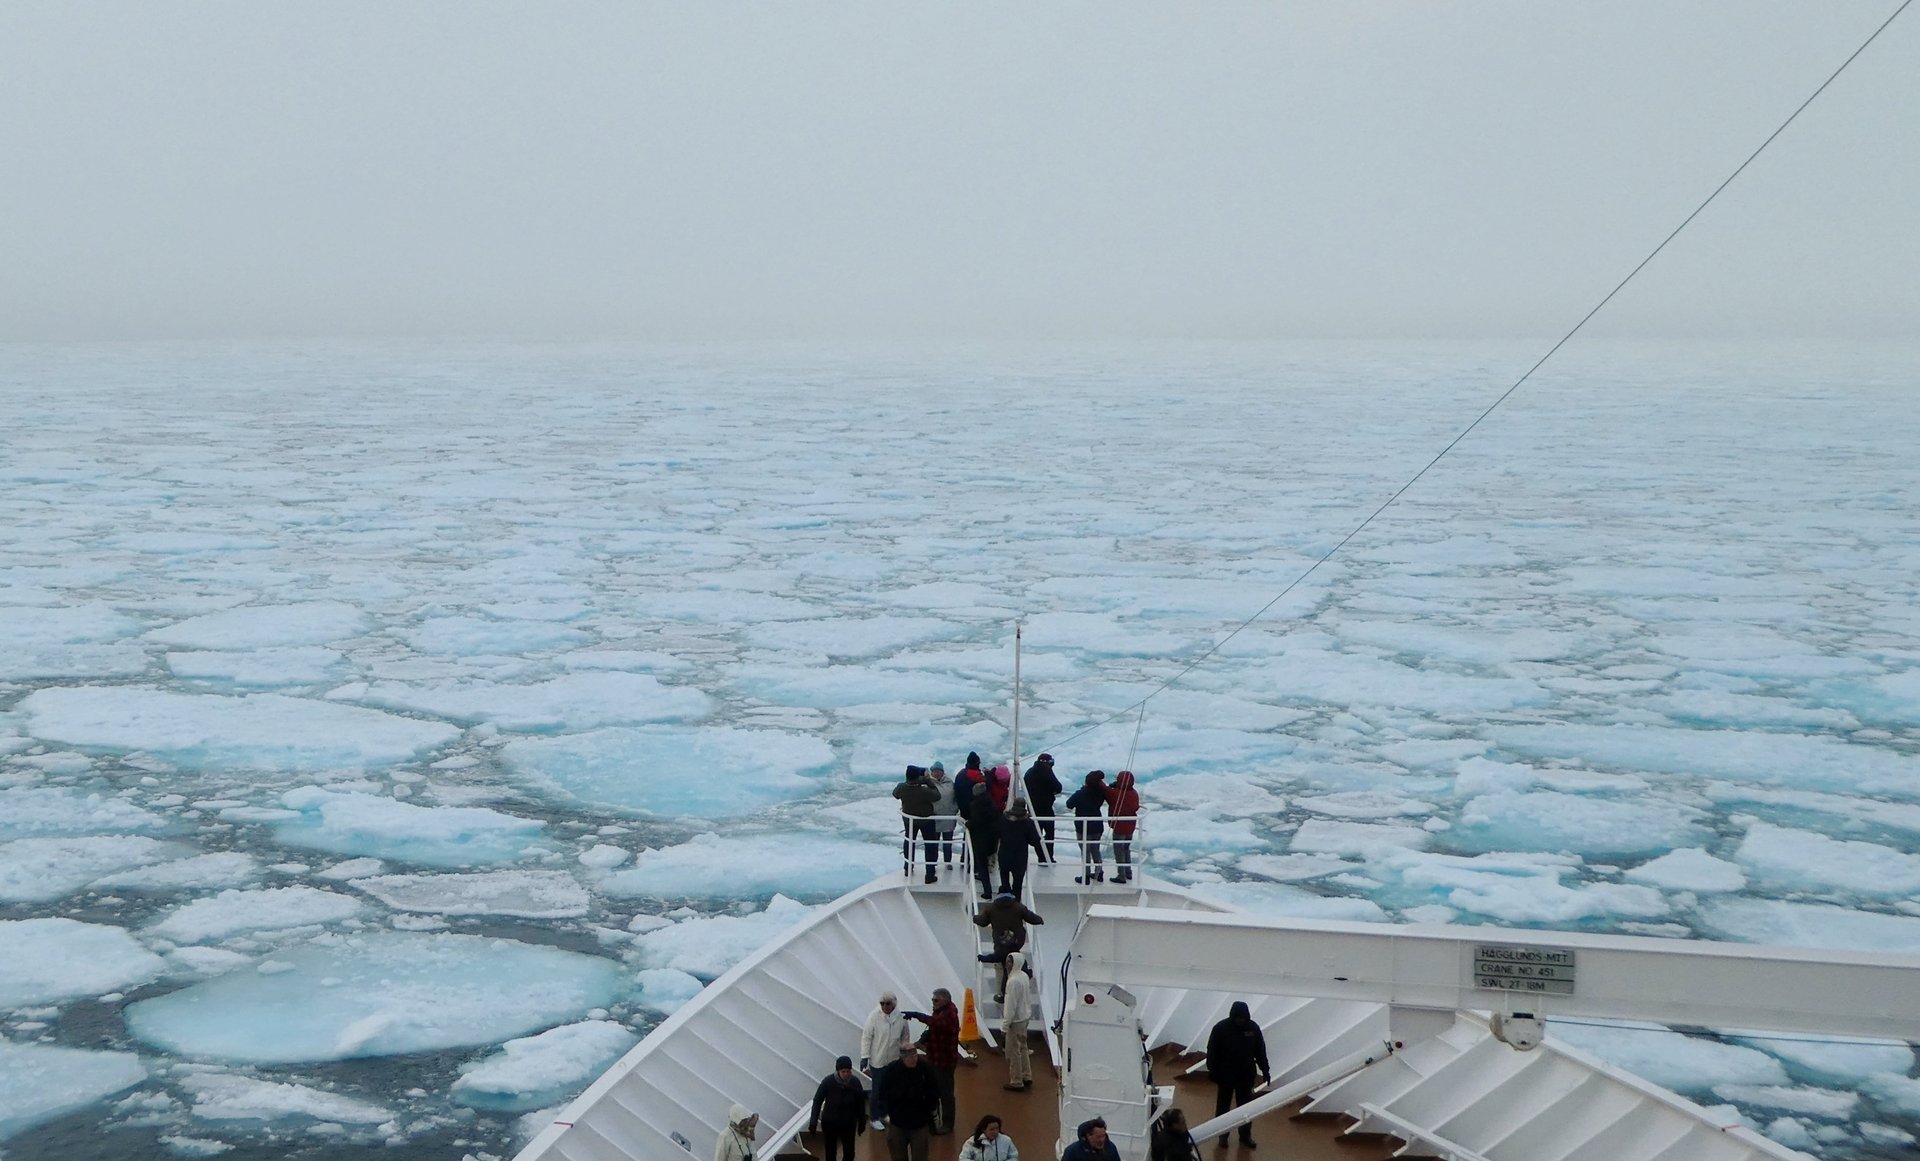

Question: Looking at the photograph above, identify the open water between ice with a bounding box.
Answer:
[2,341,1919,1159]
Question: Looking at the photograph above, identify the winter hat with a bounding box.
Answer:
[836,1055,854,1071]
[879,990,897,1003]
[995,891,1015,902]
[929,760,945,772]
[1086,769,1106,785]
[966,751,982,769]
[1037,753,1053,763]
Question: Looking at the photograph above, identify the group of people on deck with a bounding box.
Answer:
[893,753,1142,895]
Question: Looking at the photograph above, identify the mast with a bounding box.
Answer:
[1010,621,1023,803]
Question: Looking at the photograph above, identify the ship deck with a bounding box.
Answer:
[805,1036,1398,1160]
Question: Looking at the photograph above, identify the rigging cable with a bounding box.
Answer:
[1042,0,1913,756]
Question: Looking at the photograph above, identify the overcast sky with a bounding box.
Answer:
[1,2,1913,342]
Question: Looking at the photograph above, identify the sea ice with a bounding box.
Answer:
[1734,822,1920,898]
[271,787,547,868]
[599,833,897,901]
[1450,791,1704,857]
[146,886,365,945]
[451,1019,638,1112]
[340,671,712,733]
[350,870,590,918]
[1192,882,1387,922]
[17,688,460,771]
[166,647,346,687]
[0,1039,147,1140]
[1551,1020,1789,1095]
[0,788,169,840]
[502,727,835,818]
[91,852,262,892]
[631,967,705,1014]
[1377,849,1668,924]
[143,603,367,649]
[1712,1084,1858,1119]
[1490,723,1920,799]
[1140,772,1287,816]
[0,918,167,1006]
[628,895,816,979]
[1239,646,1550,714]
[1624,848,1747,893]
[401,617,590,656]
[177,1071,395,1124]
[1699,898,1920,953]
[728,663,985,708]
[125,931,623,1063]
[0,836,186,903]
[744,615,965,658]
[1728,1034,1912,1086]
[1290,819,1429,856]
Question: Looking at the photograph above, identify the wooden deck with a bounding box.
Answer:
[797,1036,1402,1160]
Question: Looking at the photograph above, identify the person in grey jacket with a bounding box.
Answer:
[893,765,940,884]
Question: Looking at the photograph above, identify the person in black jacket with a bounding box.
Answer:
[1064,770,1109,884]
[1151,1107,1200,1161]
[1022,753,1062,857]
[996,798,1049,898]
[965,787,1002,901]
[893,765,940,884]
[876,1042,942,1160]
[808,1055,867,1161]
[1205,1000,1271,1148]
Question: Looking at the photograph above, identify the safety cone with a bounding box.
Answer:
[960,987,981,1041]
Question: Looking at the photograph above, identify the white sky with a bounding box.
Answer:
[1,2,1914,341]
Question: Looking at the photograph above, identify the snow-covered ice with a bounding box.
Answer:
[451,1019,638,1112]
[0,1039,147,1139]
[0,918,167,1006]
[125,931,624,1063]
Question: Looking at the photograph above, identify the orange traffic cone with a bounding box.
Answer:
[960,986,981,1041]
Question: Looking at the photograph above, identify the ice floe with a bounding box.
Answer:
[338,671,712,732]
[270,787,547,867]
[502,727,835,818]
[451,1019,638,1112]
[17,688,460,771]
[0,1039,147,1140]
[0,918,167,1006]
[146,886,365,945]
[176,1071,395,1124]
[0,836,186,902]
[125,932,623,1063]
[600,833,897,901]
[143,603,367,649]
[627,895,815,979]
[350,870,590,918]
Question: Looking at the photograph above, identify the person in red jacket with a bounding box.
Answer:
[1105,770,1141,884]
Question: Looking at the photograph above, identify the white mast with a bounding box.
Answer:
[1010,621,1023,803]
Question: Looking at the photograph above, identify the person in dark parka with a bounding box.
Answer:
[996,797,1049,898]
[1022,752,1063,858]
[1205,1000,1271,1148]
[893,765,940,884]
[1061,1117,1121,1161]
[972,890,1043,999]
[808,1055,867,1161]
[965,785,1002,900]
[876,1042,941,1159]
[1064,770,1109,884]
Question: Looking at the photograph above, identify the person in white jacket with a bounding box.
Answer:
[714,1103,757,1161]
[958,1114,1019,1161]
[859,991,907,1129]
[1001,951,1034,1091]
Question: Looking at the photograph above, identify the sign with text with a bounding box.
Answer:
[1472,944,1576,995]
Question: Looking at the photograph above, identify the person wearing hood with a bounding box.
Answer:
[927,760,957,868]
[988,763,1013,811]
[1022,753,1062,858]
[1000,949,1035,1091]
[860,991,907,1128]
[965,781,1003,901]
[973,891,1043,1000]
[957,1114,1020,1161]
[1105,770,1141,884]
[714,1103,757,1161]
[1205,1000,1271,1149]
[892,765,940,884]
[1064,770,1109,884]
[996,798,1049,899]
[954,751,984,818]
[808,1056,867,1161]
[1061,1117,1121,1161]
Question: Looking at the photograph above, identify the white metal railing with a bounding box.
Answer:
[901,812,1145,887]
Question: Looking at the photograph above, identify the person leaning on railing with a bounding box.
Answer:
[1065,771,1109,884]
[1104,770,1140,884]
